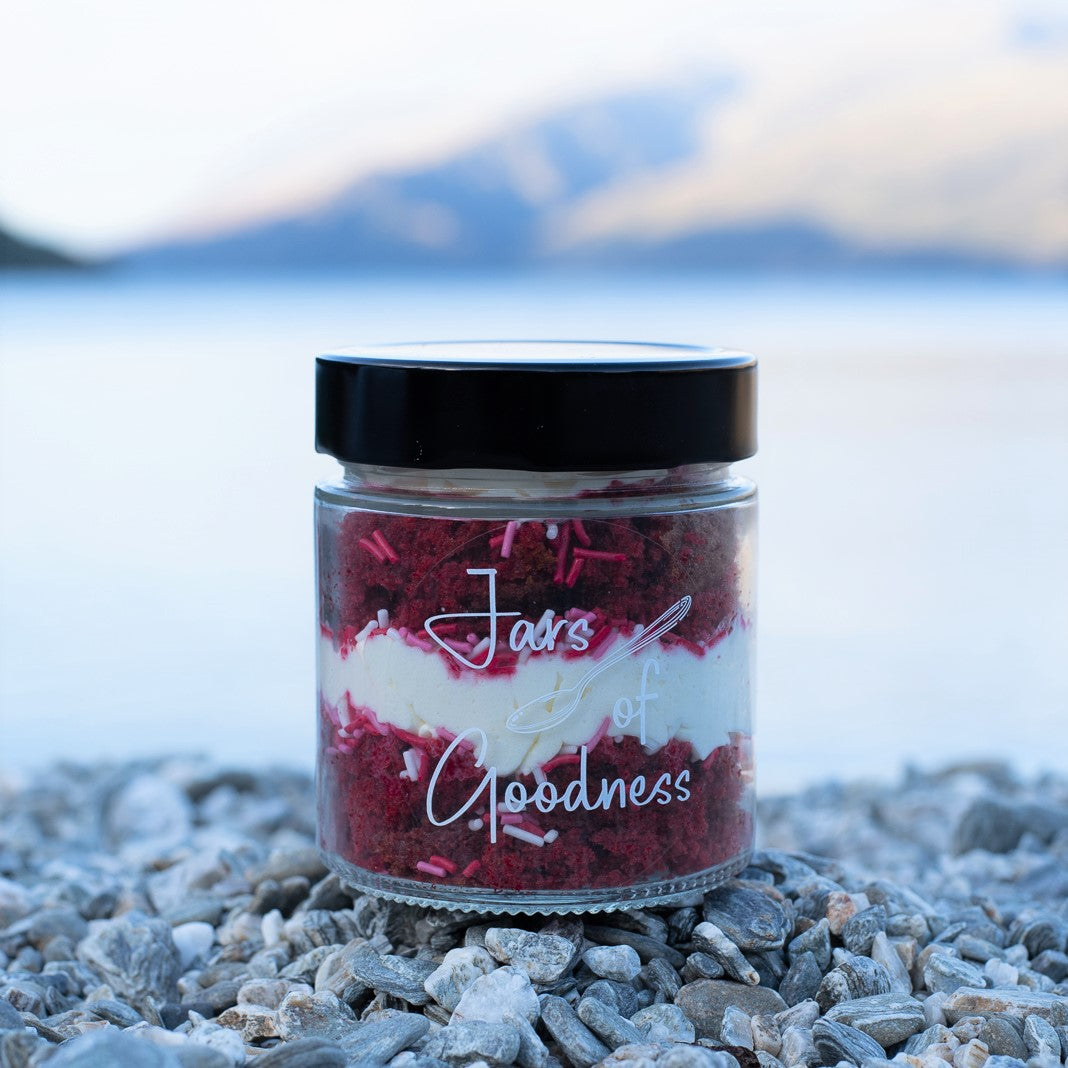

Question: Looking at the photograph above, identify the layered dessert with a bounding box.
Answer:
[317,506,754,899]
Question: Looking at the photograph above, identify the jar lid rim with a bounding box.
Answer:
[316,339,757,471]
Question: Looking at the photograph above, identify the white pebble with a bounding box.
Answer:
[171,921,214,970]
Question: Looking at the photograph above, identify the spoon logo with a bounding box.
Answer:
[424,567,691,734]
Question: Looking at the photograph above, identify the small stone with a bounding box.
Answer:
[238,977,305,1010]
[787,919,831,972]
[254,1037,347,1068]
[824,992,927,1046]
[750,1013,781,1056]
[692,923,760,986]
[84,997,144,1028]
[924,954,987,995]
[702,886,792,951]
[779,952,822,1007]
[841,906,887,956]
[675,979,786,1039]
[581,945,641,983]
[1031,949,1068,983]
[246,847,327,887]
[977,1018,1028,1060]
[350,950,436,1005]
[0,999,24,1031]
[77,912,182,1001]
[816,957,892,1011]
[171,923,214,971]
[869,932,913,995]
[775,1001,819,1032]
[954,936,1005,965]
[540,994,611,1068]
[683,953,726,982]
[451,966,539,1026]
[217,1003,280,1041]
[483,929,576,984]
[422,1020,521,1066]
[425,947,497,1012]
[502,1009,551,1068]
[576,996,644,1048]
[1022,1015,1060,1061]
[107,774,193,843]
[941,988,1068,1027]
[823,892,859,936]
[661,1048,740,1068]
[904,1024,956,1055]
[719,1004,753,1048]
[342,1012,430,1062]
[811,1018,885,1066]
[583,926,686,969]
[952,1038,990,1068]
[631,1003,695,1043]
[644,959,682,999]
[779,1024,817,1067]
[923,991,948,1026]
[981,1058,1027,1068]
[952,1016,985,1043]
[43,1028,184,1066]
[276,989,358,1042]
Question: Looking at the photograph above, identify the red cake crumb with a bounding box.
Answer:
[318,703,752,892]
[320,511,741,647]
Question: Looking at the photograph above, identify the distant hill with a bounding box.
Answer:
[1,223,81,270]
[128,39,1068,273]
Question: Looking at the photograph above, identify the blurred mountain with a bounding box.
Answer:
[130,43,1068,272]
[1,222,81,270]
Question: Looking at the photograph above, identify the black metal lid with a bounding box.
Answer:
[315,341,757,471]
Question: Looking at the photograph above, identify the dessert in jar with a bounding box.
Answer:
[315,341,757,913]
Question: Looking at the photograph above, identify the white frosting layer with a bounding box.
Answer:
[318,627,752,777]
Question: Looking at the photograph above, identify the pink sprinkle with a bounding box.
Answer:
[462,860,481,878]
[520,818,546,837]
[437,727,476,752]
[586,715,611,751]
[416,861,449,878]
[443,638,473,654]
[429,854,458,874]
[542,753,581,772]
[358,538,387,563]
[499,813,525,825]
[590,632,618,660]
[363,707,391,735]
[553,522,572,583]
[489,533,506,548]
[572,518,592,546]
[371,529,399,563]
[565,558,585,587]
[500,521,519,558]
[404,633,435,653]
[572,548,628,562]
[585,625,612,652]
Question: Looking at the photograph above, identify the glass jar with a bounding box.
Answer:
[315,341,757,914]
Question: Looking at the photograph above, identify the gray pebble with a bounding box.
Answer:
[251,1037,348,1067]
[840,906,886,956]
[502,1009,551,1068]
[674,979,786,1039]
[718,1004,753,1048]
[0,1000,24,1031]
[540,995,610,1068]
[692,923,759,986]
[583,927,686,970]
[702,887,792,952]
[350,950,436,1005]
[422,1020,520,1066]
[631,1003,695,1043]
[923,954,987,995]
[815,957,891,1011]
[823,991,926,1046]
[644,959,682,999]
[683,953,725,982]
[484,929,576,984]
[982,1058,1028,1068]
[1023,1014,1061,1061]
[84,996,144,1028]
[810,1018,884,1066]
[941,987,1068,1026]
[778,1024,817,1067]
[868,932,912,996]
[424,947,497,1012]
[581,946,641,983]
[77,912,181,1001]
[451,966,539,1026]
[342,1012,430,1062]
[661,1048,740,1068]
[576,996,644,1048]
[779,953,822,1007]
[276,989,358,1042]
[42,1027,183,1067]
[787,920,831,973]
[978,1017,1030,1060]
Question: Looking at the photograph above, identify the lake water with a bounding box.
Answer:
[1,270,1066,791]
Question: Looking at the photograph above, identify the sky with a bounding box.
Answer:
[1,0,1064,256]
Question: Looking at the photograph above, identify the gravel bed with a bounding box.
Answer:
[0,760,1065,1067]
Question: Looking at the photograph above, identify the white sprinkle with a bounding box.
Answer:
[533,608,555,641]
[418,724,436,738]
[503,825,545,846]
[560,745,579,755]
[471,636,491,658]
[533,766,548,786]
[377,609,390,629]
[546,523,559,539]
[355,620,376,643]
[399,771,410,781]
[543,829,559,843]
[468,817,484,831]
[386,627,401,641]
[402,748,420,781]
